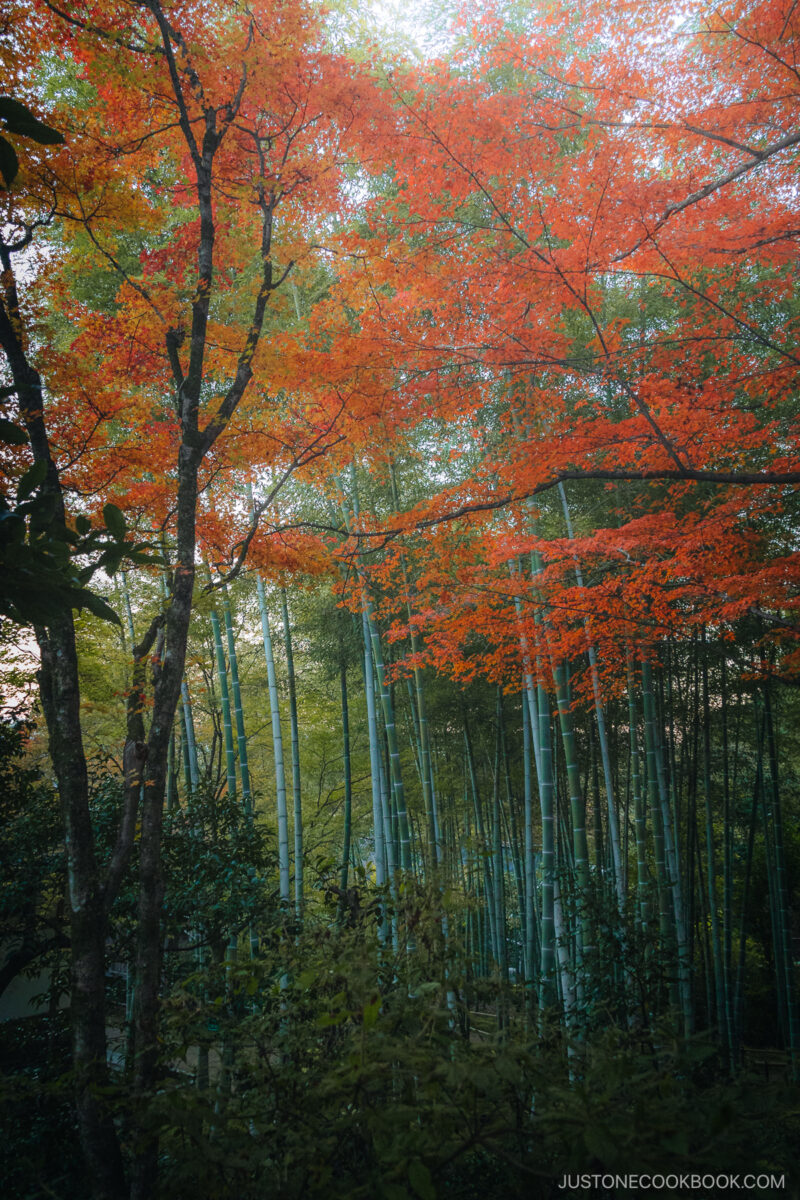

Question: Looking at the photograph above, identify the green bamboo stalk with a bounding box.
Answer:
[701,638,727,1050]
[378,691,397,881]
[337,659,352,925]
[492,693,508,989]
[625,656,649,930]
[558,483,624,909]
[255,574,290,907]
[166,728,178,813]
[522,694,541,1006]
[694,830,715,1030]
[389,458,441,868]
[522,686,537,992]
[218,584,251,810]
[763,686,797,1074]
[361,606,387,888]
[686,658,699,1021]
[178,717,191,798]
[500,706,526,975]
[403,678,429,879]
[364,589,412,873]
[641,659,675,944]
[513,584,543,789]
[537,680,557,1011]
[721,654,735,1072]
[413,660,440,866]
[527,545,583,1008]
[280,590,303,919]
[733,725,762,1062]
[553,873,576,1026]
[181,681,200,794]
[643,656,692,1031]
[206,569,237,800]
[551,658,592,978]
[341,485,412,874]
[464,723,498,967]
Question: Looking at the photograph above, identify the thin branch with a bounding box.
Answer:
[207,413,347,587]
[613,128,800,266]
[342,466,800,540]
[80,219,166,324]
[43,0,164,55]
[145,0,203,168]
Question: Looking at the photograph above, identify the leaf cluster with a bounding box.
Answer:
[0,434,160,627]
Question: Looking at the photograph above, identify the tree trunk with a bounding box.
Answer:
[2,242,127,1200]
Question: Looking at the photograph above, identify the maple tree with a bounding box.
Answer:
[1,2,385,1195]
[332,0,799,687]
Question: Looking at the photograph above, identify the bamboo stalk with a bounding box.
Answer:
[701,636,727,1049]
[337,659,352,926]
[763,686,797,1074]
[206,569,237,800]
[181,681,200,794]
[255,574,290,908]
[220,584,252,811]
[281,589,304,921]
[558,484,624,909]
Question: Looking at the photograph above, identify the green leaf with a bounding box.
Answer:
[124,547,160,567]
[102,502,127,541]
[74,514,91,536]
[16,460,46,502]
[98,544,125,576]
[0,135,18,187]
[661,1131,689,1156]
[408,1160,435,1200]
[0,97,64,145]
[362,997,382,1029]
[316,1009,348,1028]
[75,589,121,626]
[583,1122,617,1164]
[0,418,27,445]
[381,1186,411,1200]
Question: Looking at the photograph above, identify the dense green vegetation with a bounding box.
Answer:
[2,581,799,1196]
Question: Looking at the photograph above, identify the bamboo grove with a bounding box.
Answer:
[0,0,799,1197]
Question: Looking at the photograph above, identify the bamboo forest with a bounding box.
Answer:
[1,0,799,1197]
